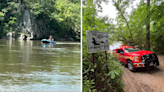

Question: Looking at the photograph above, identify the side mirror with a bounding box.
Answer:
[120,52,124,55]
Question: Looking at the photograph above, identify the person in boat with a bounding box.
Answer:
[49,35,53,41]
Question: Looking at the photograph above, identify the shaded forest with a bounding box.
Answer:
[108,0,164,53]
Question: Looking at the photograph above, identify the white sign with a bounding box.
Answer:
[86,30,109,53]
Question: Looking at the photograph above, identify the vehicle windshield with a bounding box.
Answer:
[124,47,140,53]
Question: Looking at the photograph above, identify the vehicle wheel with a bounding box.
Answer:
[153,53,159,66]
[127,60,136,72]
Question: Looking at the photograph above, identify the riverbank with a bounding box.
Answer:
[0,38,80,42]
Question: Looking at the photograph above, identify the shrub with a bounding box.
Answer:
[83,41,124,92]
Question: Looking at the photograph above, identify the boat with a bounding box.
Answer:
[41,39,56,44]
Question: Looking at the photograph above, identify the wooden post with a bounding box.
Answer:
[92,53,96,89]
[105,51,109,72]
[92,53,94,64]
[105,51,109,91]
[105,51,107,61]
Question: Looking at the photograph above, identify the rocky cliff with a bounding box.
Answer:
[3,0,80,41]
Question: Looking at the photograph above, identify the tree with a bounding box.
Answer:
[109,0,164,53]
[0,0,80,40]
[146,0,150,49]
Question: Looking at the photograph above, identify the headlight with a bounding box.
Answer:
[142,60,145,64]
[133,56,139,61]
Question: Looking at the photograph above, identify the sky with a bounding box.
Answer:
[97,0,140,24]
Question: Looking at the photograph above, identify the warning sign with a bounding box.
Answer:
[86,30,109,53]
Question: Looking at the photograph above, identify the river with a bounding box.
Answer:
[0,39,81,91]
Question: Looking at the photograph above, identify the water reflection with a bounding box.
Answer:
[41,43,54,48]
[0,39,81,91]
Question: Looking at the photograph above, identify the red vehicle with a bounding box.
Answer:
[113,45,159,72]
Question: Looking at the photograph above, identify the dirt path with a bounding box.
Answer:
[122,55,164,92]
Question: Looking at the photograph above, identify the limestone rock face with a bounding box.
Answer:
[17,34,27,40]
[23,10,33,40]
[21,10,48,40]
[5,3,49,40]
[6,32,15,40]
[6,32,13,40]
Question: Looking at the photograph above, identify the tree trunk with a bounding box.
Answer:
[146,0,150,49]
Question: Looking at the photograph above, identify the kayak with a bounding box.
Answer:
[41,39,56,44]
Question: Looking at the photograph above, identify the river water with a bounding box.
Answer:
[0,39,81,91]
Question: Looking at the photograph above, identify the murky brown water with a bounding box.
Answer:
[0,39,81,91]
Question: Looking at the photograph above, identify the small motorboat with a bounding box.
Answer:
[41,39,56,44]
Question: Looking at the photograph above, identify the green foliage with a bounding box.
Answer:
[32,3,43,15]
[109,0,164,53]
[8,17,17,25]
[83,0,112,40]
[8,2,18,9]
[0,0,80,40]
[0,1,19,38]
[32,0,80,39]
[111,2,147,48]
[0,12,5,20]
[83,45,124,91]
[150,1,164,53]
[83,76,96,92]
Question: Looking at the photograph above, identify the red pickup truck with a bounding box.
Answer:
[113,45,159,72]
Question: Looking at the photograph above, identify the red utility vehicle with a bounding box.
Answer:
[113,45,159,72]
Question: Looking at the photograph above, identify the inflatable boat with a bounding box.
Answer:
[41,39,56,44]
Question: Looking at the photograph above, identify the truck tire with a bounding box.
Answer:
[153,53,159,66]
[127,60,136,72]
